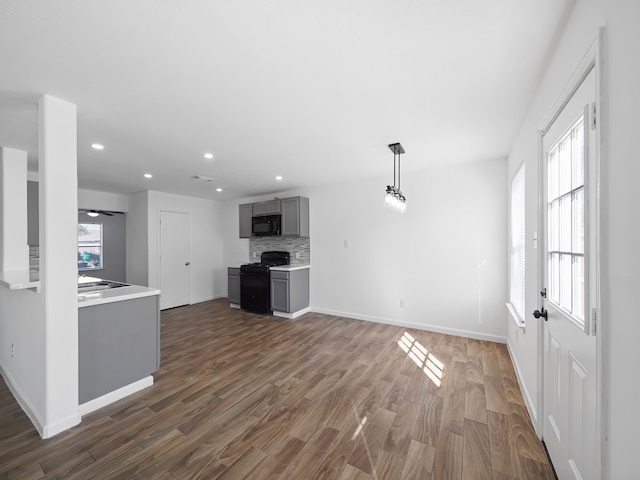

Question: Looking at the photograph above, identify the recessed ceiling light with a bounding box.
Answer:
[216,188,222,192]
[91,143,104,150]
[144,173,153,178]
[204,153,214,160]
[275,176,283,181]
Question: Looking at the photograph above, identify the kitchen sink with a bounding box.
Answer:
[77,280,128,292]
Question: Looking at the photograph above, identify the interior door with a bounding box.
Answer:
[160,211,191,310]
[539,67,598,480]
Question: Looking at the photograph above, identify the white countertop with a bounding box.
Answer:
[229,263,311,272]
[0,269,40,291]
[77,276,160,308]
[269,264,311,272]
[78,283,161,308]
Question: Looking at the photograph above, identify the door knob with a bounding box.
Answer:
[533,307,548,320]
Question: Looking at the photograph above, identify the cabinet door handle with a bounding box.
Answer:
[185,262,191,266]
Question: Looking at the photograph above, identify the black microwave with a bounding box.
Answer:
[252,214,281,236]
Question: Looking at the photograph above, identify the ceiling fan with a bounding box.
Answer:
[79,209,122,217]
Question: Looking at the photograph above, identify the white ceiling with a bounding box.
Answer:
[0,0,573,200]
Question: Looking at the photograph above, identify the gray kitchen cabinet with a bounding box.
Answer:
[78,295,160,404]
[270,269,309,314]
[252,199,281,216]
[281,196,309,236]
[239,203,253,238]
[228,267,241,305]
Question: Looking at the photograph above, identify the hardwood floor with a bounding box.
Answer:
[0,299,555,479]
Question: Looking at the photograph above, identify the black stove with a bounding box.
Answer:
[240,251,290,273]
[240,251,290,313]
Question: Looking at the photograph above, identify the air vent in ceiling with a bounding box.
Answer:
[189,175,214,182]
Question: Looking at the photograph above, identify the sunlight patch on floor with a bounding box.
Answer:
[398,331,444,387]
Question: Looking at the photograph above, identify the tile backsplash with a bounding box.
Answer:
[249,237,310,265]
[29,245,39,279]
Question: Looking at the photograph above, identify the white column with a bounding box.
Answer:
[0,147,29,272]
[38,94,80,437]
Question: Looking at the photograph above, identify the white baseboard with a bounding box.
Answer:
[506,340,539,434]
[191,295,217,304]
[309,307,507,344]
[273,307,311,320]
[0,362,46,436]
[79,376,154,417]
[0,362,80,439]
[42,412,82,439]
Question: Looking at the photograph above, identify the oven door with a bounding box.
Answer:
[240,271,271,313]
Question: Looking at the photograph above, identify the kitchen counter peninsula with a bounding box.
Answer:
[77,276,161,415]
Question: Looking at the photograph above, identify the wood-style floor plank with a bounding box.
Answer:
[462,418,492,480]
[0,299,554,480]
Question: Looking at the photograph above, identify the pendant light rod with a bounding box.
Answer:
[388,142,404,190]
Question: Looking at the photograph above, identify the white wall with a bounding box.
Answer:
[222,157,507,342]
[309,158,507,341]
[78,189,129,212]
[0,279,46,432]
[506,1,640,477]
[146,191,224,303]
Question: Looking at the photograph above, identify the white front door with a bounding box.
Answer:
[160,211,191,310]
[539,67,598,479]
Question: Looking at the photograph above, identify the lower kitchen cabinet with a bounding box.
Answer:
[78,295,160,404]
[270,268,310,318]
[228,267,241,306]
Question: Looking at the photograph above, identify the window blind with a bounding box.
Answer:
[510,165,525,320]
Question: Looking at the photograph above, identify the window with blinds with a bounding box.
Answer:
[510,165,525,320]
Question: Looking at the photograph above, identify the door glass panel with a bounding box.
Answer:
[549,148,559,200]
[550,253,560,304]
[549,200,559,251]
[573,189,584,254]
[559,196,572,252]
[559,253,572,311]
[572,256,585,321]
[547,114,586,325]
[559,136,572,196]
[572,121,584,188]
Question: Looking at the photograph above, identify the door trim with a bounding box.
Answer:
[535,28,604,479]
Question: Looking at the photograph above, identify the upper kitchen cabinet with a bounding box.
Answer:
[252,199,281,216]
[281,196,309,237]
[239,203,252,238]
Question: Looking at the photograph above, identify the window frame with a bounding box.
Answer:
[545,114,587,328]
[78,222,104,272]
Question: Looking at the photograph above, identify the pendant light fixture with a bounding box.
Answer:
[384,142,407,213]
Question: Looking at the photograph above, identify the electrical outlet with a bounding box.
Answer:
[400,299,406,308]
[344,240,350,248]
[295,252,300,259]
[11,344,15,358]
[253,252,257,258]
